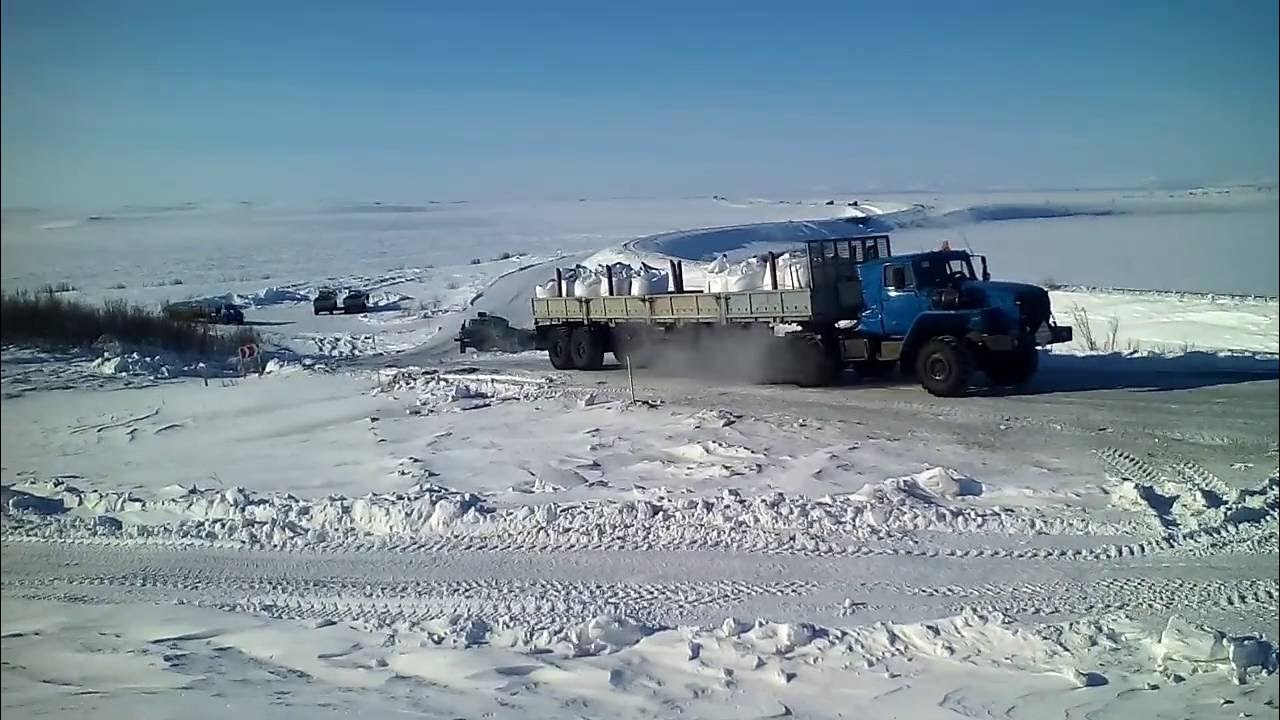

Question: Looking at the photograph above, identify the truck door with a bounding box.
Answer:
[879,262,927,337]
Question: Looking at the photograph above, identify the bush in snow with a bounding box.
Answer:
[0,289,258,357]
[1068,304,1121,352]
[37,282,77,294]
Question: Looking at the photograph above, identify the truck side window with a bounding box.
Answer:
[884,264,913,290]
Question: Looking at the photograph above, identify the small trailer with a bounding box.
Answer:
[531,234,1072,396]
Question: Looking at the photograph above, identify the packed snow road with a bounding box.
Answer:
[404,349,1280,487]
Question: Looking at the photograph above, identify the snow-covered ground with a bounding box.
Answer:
[3,190,1278,719]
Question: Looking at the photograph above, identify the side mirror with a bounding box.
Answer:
[888,266,908,290]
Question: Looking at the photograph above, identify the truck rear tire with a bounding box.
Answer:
[915,336,972,397]
[983,344,1039,386]
[548,327,575,370]
[569,326,604,370]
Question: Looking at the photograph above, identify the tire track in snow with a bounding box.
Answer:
[4,539,1274,633]
[1,510,1264,561]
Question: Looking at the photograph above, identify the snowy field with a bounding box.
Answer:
[3,189,1278,719]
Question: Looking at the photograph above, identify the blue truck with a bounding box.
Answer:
[530,234,1072,396]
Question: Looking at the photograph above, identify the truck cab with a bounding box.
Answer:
[455,312,536,353]
[850,249,1072,394]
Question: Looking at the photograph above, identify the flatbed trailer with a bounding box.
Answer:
[533,235,890,327]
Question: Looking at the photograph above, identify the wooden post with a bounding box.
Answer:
[767,252,778,291]
[627,355,636,404]
[555,268,564,297]
[605,264,615,296]
[668,259,679,293]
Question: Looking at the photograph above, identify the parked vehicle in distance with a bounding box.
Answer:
[217,303,245,325]
[455,312,536,353]
[531,234,1072,396]
[163,300,245,325]
[342,290,369,314]
[313,289,339,315]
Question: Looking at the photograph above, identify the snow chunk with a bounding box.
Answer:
[1227,637,1278,684]
[1063,667,1109,688]
[854,467,983,503]
[556,616,653,657]
[1155,615,1227,667]
[903,467,984,499]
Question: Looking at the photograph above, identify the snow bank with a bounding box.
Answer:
[6,596,1275,720]
[376,367,572,411]
[8,479,487,545]
[89,351,220,380]
[695,609,1277,687]
[8,463,1233,551]
[1052,290,1278,356]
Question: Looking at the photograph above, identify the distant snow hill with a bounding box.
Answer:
[624,195,1271,263]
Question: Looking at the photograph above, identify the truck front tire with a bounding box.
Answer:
[569,326,604,370]
[548,327,575,369]
[915,336,973,397]
[983,344,1040,386]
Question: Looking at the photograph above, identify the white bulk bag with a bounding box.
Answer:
[573,268,603,297]
[777,252,811,290]
[723,257,766,292]
[631,265,670,295]
[704,254,730,293]
[598,262,634,296]
[535,278,565,298]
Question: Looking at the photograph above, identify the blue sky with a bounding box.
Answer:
[2,0,1277,207]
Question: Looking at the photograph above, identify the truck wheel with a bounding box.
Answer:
[791,335,839,387]
[569,326,604,370]
[983,344,1039,386]
[915,336,972,397]
[547,327,575,370]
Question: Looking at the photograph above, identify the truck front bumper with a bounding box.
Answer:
[1036,324,1072,346]
[971,324,1072,351]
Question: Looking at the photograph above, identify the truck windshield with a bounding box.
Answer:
[914,256,975,286]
